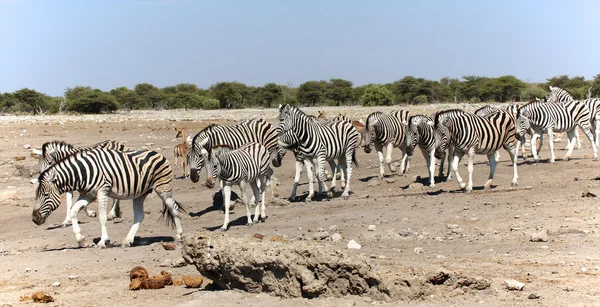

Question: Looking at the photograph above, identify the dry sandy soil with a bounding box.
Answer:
[0,104,599,307]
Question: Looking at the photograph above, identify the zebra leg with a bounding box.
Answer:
[328,160,338,192]
[221,182,233,230]
[399,151,409,176]
[341,155,352,200]
[575,128,582,149]
[251,180,261,223]
[423,148,436,188]
[304,159,315,201]
[242,181,254,226]
[595,117,600,146]
[289,160,303,201]
[61,191,75,227]
[578,124,598,160]
[122,194,147,247]
[530,132,542,162]
[385,143,396,173]
[494,151,500,163]
[464,149,475,192]
[450,151,467,191]
[70,196,93,247]
[547,128,558,163]
[108,199,121,220]
[96,190,110,248]
[484,153,497,189]
[505,144,519,187]
[315,156,331,198]
[376,144,385,178]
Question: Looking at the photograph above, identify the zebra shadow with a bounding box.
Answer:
[189,190,241,218]
[204,215,261,231]
[447,185,498,193]
[41,235,175,251]
[288,190,350,202]
[45,221,90,230]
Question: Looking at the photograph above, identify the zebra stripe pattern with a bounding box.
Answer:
[474,104,528,160]
[203,142,272,230]
[516,99,598,163]
[434,109,519,192]
[405,114,451,187]
[187,119,282,191]
[35,140,128,226]
[32,148,185,248]
[276,104,358,200]
[363,110,410,178]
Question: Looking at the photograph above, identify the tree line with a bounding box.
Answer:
[1,74,599,114]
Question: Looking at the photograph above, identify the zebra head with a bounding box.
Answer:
[405,116,424,156]
[515,111,532,142]
[32,169,61,225]
[545,86,574,103]
[187,130,212,185]
[38,141,74,172]
[276,104,301,149]
[362,112,382,154]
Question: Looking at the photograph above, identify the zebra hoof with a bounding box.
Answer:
[342,195,349,201]
[326,191,333,198]
[459,182,467,190]
[220,226,228,232]
[246,222,253,227]
[61,222,71,228]
[87,210,97,218]
[121,239,133,248]
[511,182,518,187]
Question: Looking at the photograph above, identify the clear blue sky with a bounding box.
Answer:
[1,0,599,96]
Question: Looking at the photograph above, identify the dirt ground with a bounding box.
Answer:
[0,105,599,307]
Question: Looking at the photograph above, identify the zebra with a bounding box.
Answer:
[32,148,185,248]
[363,110,410,178]
[195,143,272,230]
[187,119,281,198]
[276,104,358,201]
[516,100,598,163]
[31,140,126,226]
[434,109,519,192]
[544,86,600,148]
[474,104,528,160]
[405,114,452,187]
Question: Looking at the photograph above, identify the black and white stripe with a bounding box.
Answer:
[516,99,598,163]
[34,140,127,226]
[474,104,528,160]
[434,109,519,192]
[363,110,410,178]
[276,104,358,201]
[203,142,273,230]
[32,148,185,248]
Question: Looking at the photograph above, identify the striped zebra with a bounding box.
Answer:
[32,140,127,226]
[187,119,281,197]
[434,109,519,192]
[516,99,598,163]
[198,143,272,230]
[405,114,452,187]
[363,110,410,178]
[474,104,528,160]
[276,104,358,201]
[32,148,185,248]
[545,86,600,148]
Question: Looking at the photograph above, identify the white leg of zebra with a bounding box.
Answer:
[375,144,385,178]
[316,156,332,198]
[122,194,147,247]
[385,143,396,173]
[399,150,409,176]
[422,147,436,187]
[505,144,519,187]
[575,128,582,149]
[464,149,475,192]
[96,190,110,248]
[451,151,466,191]
[289,160,304,200]
[243,181,255,226]
[530,132,543,162]
[108,199,121,220]
[484,153,497,189]
[61,191,75,227]
[341,153,353,200]
[595,116,600,146]
[494,151,501,163]
[70,196,94,247]
[221,182,233,230]
[304,158,315,201]
[547,128,556,163]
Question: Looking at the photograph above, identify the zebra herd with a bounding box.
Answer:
[30,86,599,247]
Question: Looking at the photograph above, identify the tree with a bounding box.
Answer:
[68,91,120,114]
[326,78,353,106]
[110,87,143,109]
[134,83,164,108]
[589,73,600,98]
[520,83,548,101]
[0,92,18,112]
[440,77,461,102]
[209,82,243,108]
[257,83,282,108]
[65,86,94,103]
[494,75,526,102]
[360,84,394,106]
[297,81,326,106]
[546,75,590,99]
[351,85,369,105]
[389,76,434,104]
[13,88,50,114]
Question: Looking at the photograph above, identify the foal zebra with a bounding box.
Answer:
[405,114,451,187]
[363,110,410,178]
[32,148,185,248]
[198,143,273,230]
[516,100,598,163]
[276,104,359,200]
[434,109,519,192]
[187,119,281,197]
[32,140,127,226]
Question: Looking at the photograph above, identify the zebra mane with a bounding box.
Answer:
[433,109,468,128]
[206,144,233,159]
[42,141,74,156]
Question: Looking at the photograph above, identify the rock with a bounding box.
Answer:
[330,233,342,242]
[31,292,54,303]
[130,266,149,281]
[68,275,79,280]
[183,275,204,288]
[384,178,396,183]
[580,267,587,273]
[158,259,172,267]
[582,191,597,198]
[161,242,177,250]
[367,225,376,231]
[446,224,459,230]
[347,239,361,249]
[436,255,447,259]
[448,288,465,297]
[328,225,337,231]
[530,230,548,242]
[312,232,329,241]
[414,247,424,254]
[140,276,166,289]
[270,198,291,207]
[367,179,380,187]
[505,279,525,291]
[52,281,60,287]
[171,258,187,268]
[252,233,264,240]
[528,293,540,299]
[23,144,31,149]
[24,268,31,273]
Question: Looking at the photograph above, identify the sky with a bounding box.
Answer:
[0,0,599,96]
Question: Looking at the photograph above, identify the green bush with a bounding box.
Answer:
[360,84,394,106]
[413,94,428,104]
[68,91,120,114]
[200,96,220,109]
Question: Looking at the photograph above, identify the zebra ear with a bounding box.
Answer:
[197,137,209,147]
[186,135,193,147]
[32,148,43,156]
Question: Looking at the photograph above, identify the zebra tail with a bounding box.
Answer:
[160,200,188,229]
[352,150,359,167]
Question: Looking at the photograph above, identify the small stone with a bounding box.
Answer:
[514,215,520,219]
[367,179,381,187]
[448,288,465,297]
[539,246,549,249]
[580,267,587,273]
[159,259,172,267]
[384,178,395,183]
[447,224,459,229]
[530,230,548,242]
[347,240,361,249]
[25,268,31,273]
[68,275,79,280]
[594,266,599,271]
[171,258,187,268]
[328,225,337,231]
[565,286,574,292]
[505,279,525,291]
[367,225,376,231]
[378,255,386,259]
[23,144,31,149]
[436,255,447,259]
[312,232,329,240]
[528,293,540,299]
[52,281,60,287]
[145,143,154,146]
[414,247,423,254]
[330,233,342,242]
